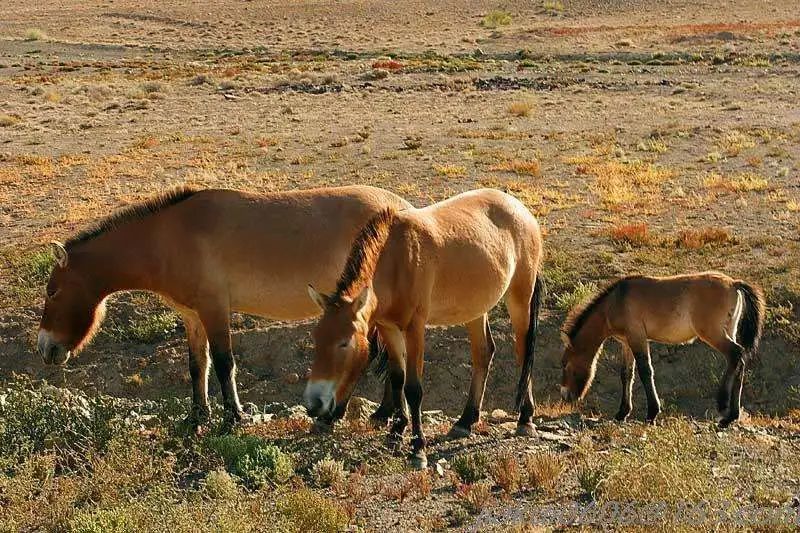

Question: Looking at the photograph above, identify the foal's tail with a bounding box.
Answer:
[733,280,766,359]
[515,273,546,410]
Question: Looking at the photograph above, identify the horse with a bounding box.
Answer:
[559,271,765,427]
[303,188,544,468]
[37,185,412,431]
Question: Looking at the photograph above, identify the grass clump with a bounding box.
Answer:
[675,227,732,249]
[451,451,490,483]
[481,10,513,28]
[276,489,350,533]
[205,434,293,487]
[433,163,467,177]
[0,113,20,127]
[577,461,607,501]
[554,280,598,312]
[203,469,239,500]
[490,159,541,176]
[455,480,493,514]
[542,0,565,14]
[24,28,47,41]
[609,222,651,246]
[310,456,346,488]
[490,452,522,496]
[508,100,535,117]
[524,451,564,493]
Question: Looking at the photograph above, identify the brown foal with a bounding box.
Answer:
[559,272,765,427]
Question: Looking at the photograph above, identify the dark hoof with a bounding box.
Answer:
[409,450,428,470]
[645,417,658,426]
[311,419,334,434]
[718,415,739,429]
[386,433,404,453]
[446,424,472,440]
[614,411,630,422]
[369,412,390,429]
[515,423,536,437]
[220,410,251,433]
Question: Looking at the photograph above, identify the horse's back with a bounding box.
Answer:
[161,186,411,319]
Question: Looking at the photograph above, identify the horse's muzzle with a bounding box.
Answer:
[37,330,70,366]
[304,380,335,417]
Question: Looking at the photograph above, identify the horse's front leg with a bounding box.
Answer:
[379,325,409,452]
[177,308,211,435]
[630,339,661,423]
[615,344,636,422]
[200,307,247,430]
[404,318,428,469]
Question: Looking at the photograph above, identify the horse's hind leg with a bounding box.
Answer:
[378,324,409,452]
[702,332,746,427]
[506,281,536,436]
[449,314,495,439]
[615,343,636,422]
[180,309,211,433]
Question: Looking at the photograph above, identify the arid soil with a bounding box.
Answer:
[1,1,800,531]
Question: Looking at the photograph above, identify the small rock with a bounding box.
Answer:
[276,404,310,420]
[490,408,510,422]
[283,372,300,384]
[345,396,380,423]
[435,459,447,477]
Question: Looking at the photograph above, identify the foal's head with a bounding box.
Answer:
[560,339,599,402]
[37,242,106,365]
[304,285,372,417]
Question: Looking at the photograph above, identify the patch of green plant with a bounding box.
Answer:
[481,10,512,28]
[3,247,55,304]
[450,451,490,483]
[554,280,599,312]
[205,434,293,487]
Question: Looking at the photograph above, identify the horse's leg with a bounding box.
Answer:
[449,314,495,439]
[404,317,428,469]
[701,332,746,427]
[615,342,636,422]
[378,324,409,451]
[629,337,661,423]
[506,280,536,437]
[198,306,245,429]
[180,309,211,433]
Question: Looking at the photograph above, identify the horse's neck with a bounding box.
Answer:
[574,307,608,354]
[75,227,161,295]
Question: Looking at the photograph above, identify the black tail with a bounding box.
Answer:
[515,274,546,410]
[368,328,389,380]
[734,280,765,359]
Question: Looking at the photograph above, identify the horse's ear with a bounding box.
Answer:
[51,241,68,268]
[352,285,371,312]
[307,284,329,310]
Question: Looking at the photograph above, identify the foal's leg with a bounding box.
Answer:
[628,337,661,423]
[180,310,211,432]
[404,317,428,469]
[378,324,409,451]
[199,307,246,428]
[449,315,495,439]
[702,333,746,426]
[615,343,636,422]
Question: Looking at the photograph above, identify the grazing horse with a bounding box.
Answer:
[304,188,544,468]
[559,272,765,427]
[37,185,412,431]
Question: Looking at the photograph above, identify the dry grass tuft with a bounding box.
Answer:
[542,0,565,14]
[675,227,732,249]
[433,163,467,177]
[0,114,20,127]
[508,100,535,117]
[481,10,513,28]
[311,456,346,488]
[524,451,564,493]
[24,28,47,41]
[717,130,755,157]
[609,222,651,246]
[573,158,675,206]
[455,480,493,514]
[490,452,522,496]
[490,159,541,176]
[703,171,769,192]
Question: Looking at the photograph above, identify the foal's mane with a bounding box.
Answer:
[65,186,200,248]
[334,208,397,300]
[562,277,630,343]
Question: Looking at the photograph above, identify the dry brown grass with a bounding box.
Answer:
[524,451,564,493]
[571,157,675,206]
[609,222,651,246]
[508,100,535,117]
[675,227,732,249]
[433,163,467,177]
[703,171,769,192]
[490,159,541,176]
[455,480,493,514]
[0,114,20,127]
[490,452,522,497]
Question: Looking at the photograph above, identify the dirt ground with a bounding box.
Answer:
[1,1,800,531]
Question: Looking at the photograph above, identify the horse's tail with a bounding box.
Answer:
[368,328,389,380]
[733,280,766,359]
[516,272,546,410]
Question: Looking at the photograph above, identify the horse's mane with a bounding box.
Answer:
[65,186,200,248]
[334,208,396,300]
[562,277,637,343]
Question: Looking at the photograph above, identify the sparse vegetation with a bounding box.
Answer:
[542,0,565,14]
[481,10,513,28]
[451,451,490,483]
[508,99,535,117]
[455,480,493,514]
[490,159,541,176]
[554,280,599,312]
[24,28,47,41]
[311,456,346,488]
[524,451,564,493]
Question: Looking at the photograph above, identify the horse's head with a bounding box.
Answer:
[304,284,372,417]
[559,336,598,403]
[37,242,106,365]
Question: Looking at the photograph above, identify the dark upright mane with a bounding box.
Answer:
[334,208,396,300]
[65,186,200,248]
[562,278,630,342]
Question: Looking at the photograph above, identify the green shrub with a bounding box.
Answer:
[481,10,512,28]
[450,451,490,483]
[205,435,293,487]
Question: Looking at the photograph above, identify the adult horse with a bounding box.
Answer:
[37,185,411,431]
[304,189,544,468]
